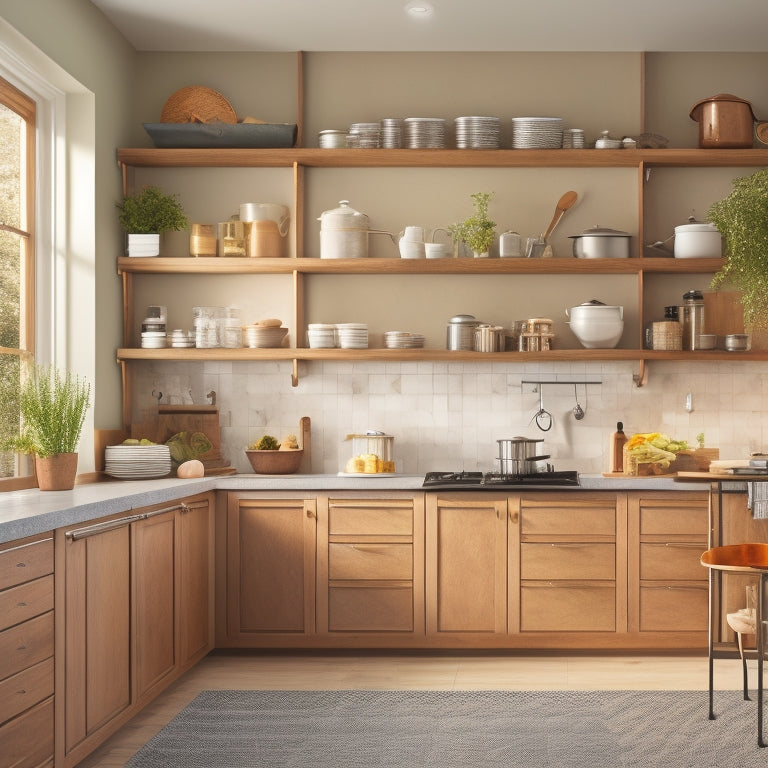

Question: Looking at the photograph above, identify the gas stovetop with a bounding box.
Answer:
[423,470,580,490]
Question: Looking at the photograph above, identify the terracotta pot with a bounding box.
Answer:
[35,452,78,491]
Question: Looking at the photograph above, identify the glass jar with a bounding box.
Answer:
[680,289,705,351]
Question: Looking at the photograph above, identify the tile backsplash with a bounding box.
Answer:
[131,359,768,475]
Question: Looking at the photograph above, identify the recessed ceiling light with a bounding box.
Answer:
[405,0,434,18]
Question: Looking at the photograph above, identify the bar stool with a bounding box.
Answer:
[727,585,757,700]
[701,543,768,747]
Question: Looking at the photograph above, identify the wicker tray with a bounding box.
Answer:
[160,85,237,124]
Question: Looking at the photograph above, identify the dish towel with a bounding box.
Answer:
[748,482,768,519]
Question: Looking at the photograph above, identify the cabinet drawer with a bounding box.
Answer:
[521,543,615,580]
[0,612,54,682]
[0,575,54,633]
[0,695,53,768]
[328,503,413,536]
[0,656,53,726]
[520,507,615,537]
[329,543,412,580]
[639,542,708,581]
[639,504,708,536]
[520,582,615,632]
[0,538,53,591]
[328,585,413,632]
[639,582,708,632]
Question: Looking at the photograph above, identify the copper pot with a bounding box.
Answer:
[689,93,756,149]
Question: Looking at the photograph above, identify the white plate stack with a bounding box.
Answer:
[307,323,336,348]
[511,117,563,149]
[455,116,501,149]
[348,122,380,148]
[379,118,404,148]
[104,444,172,480]
[404,118,447,148]
[336,322,369,349]
[384,330,425,348]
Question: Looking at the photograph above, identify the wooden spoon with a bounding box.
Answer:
[541,190,578,257]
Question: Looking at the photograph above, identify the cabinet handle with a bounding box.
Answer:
[509,511,519,523]
[643,584,707,591]
[306,507,314,518]
[65,503,185,540]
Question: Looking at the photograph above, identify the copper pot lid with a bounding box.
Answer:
[689,93,757,122]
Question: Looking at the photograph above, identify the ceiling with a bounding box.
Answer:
[89,0,768,53]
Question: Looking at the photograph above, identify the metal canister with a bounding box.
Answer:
[446,314,479,350]
[473,324,504,352]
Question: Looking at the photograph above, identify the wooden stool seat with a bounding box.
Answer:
[701,544,768,748]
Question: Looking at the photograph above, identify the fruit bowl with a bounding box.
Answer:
[245,449,303,474]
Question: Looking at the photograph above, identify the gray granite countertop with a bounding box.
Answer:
[0,472,715,545]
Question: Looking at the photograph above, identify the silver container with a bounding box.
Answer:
[473,324,504,352]
[446,314,480,350]
[569,226,631,259]
[496,437,547,474]
[725,333,749,352]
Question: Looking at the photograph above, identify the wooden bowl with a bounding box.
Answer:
[245,449,303,474]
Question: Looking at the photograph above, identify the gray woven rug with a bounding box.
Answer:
[126,689,766,768]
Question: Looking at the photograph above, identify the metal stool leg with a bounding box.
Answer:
[758,574,766,747]
[708,566,716,720]
[737,632,751,700]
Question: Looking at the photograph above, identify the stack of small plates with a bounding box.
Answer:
[511,117,563,149]
[379,118,403,148]
[348,122,380,148]
[336,322,368,349]
[404,118,446,148]
[384,331,425,349]
[104,444,172,480]
[242,325,289,348]
[168,329,195,348]
[455,116,501,149]
[307,323,336,348]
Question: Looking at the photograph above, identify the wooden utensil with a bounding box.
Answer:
[541,190,578,257]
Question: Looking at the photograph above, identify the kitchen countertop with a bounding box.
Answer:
[0,472,718,545]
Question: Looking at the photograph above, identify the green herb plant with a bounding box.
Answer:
[1,364,91,457]
[449,191,496,255]
[708,168,768,328]
[117,185,189,234]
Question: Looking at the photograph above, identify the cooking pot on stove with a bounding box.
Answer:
[496,437,549,474]
[318,200,394,259]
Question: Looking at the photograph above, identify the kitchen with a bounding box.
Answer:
[3,0,768,766]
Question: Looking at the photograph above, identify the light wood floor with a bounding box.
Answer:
[77,650,749,768]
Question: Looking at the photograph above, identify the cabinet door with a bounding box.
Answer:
[62,522,131,754]
[177,498,214,667]
[226,495,316,638]
[426,495,507,635]
[132,510,176,700]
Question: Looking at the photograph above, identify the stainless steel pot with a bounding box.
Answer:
[317,200,393,259]
[569,226,631,259]
[496,437,548,474]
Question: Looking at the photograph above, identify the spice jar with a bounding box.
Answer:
[680,289,705,351]
[217,220,246,257]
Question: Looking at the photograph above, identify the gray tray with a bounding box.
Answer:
[144,122,298,149]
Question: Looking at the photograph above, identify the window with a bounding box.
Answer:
[0,75,35,485]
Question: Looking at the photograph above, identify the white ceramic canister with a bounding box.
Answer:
[317,200,373,259]
[673,220,722,259]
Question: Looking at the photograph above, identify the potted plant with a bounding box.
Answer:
[117,185,189,257]
[2,363,91,490]
[708,168,768,328]
[449,191,496,258]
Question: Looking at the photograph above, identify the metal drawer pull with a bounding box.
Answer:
[66,503,189,540]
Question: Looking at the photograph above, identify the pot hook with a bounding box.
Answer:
[573,384,585,420]
[530,387,552,431]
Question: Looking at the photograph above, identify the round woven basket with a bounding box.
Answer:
[160,85,237,124]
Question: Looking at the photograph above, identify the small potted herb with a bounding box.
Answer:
[708,168,768,328]
[449,191,496,258]
[1,363,91,490]
[117,185,189,257]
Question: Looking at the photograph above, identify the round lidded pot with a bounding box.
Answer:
[446,314,480,351]
[318,200,370,259]
[565,299,624,349]
[569,226,631,258]
[689,93,756,149]
[673,218,722,259]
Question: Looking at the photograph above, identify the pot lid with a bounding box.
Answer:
[689,93,757,122]
[578,299,607,306]
[570,226,630,238]
[318,200,369,230]
[448,313,478,324]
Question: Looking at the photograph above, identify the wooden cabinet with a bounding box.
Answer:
[0,533,54,768]
[56,493,213,768]
[518,493,623,633]
[316,493,424,638]
[222,493,316,645]
[426,494,509,637]
[627,491,709,638]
